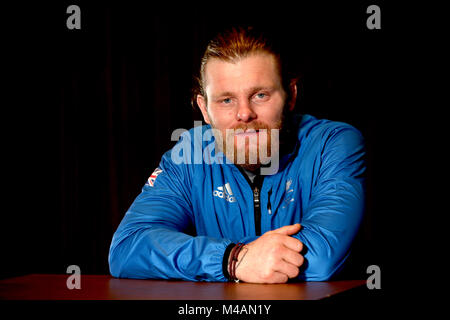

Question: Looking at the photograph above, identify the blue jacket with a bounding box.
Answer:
[109,114,365,281]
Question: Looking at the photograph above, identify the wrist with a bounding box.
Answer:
[234,245,248,281]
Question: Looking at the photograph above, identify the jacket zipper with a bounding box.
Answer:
[237,168,265,236]
[253,185,261,236]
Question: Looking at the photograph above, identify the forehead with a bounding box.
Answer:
[203,53,282,95]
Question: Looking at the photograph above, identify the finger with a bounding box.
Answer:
[267,271,289,284]
[271,223,301,236]
[273,260,300,279]
[281,248,304,267]
[282,236,303,252]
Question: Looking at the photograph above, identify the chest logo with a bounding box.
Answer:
[213,182,236,203]
[282,178,295,209]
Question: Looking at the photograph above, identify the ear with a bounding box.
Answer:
[196,94,211,124]
[288,79,298,111]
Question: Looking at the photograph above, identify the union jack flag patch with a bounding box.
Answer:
[147,168,163,187]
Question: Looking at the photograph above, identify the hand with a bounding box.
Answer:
[234,223,304,284]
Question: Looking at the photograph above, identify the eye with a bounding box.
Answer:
[253,92,269,102]
[222,98,232,104]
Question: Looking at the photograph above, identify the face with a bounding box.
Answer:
[197,52,297,171]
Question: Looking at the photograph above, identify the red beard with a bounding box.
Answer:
[216,120,282,171]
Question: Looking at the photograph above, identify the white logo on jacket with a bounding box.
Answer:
[282,178,295,209]
[213,182,236,203]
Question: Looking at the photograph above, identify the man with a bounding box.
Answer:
[109,26,365,283]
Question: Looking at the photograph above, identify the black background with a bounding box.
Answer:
[2,1,410,297]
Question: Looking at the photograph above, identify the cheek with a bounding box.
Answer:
[210,109,236,129]
[260,104,284,124]
[226,110,234,119]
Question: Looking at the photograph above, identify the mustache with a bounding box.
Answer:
[231,121,275,132]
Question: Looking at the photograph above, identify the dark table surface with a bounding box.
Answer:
[0,274,366,300]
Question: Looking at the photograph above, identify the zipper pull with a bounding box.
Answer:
[267,189,272,214]
[253,186,260,208]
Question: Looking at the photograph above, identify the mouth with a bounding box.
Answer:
[234,129,260,137]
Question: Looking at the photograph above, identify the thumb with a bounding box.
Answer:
[271,223,301,236]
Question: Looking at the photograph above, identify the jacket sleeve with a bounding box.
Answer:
[108,147,232,282]
[294,125,366,281]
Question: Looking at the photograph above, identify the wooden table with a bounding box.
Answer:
[0,274,366,300]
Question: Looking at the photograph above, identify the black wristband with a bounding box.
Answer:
[222,243,236,280]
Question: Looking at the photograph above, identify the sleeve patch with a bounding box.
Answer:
[147,168,163,187]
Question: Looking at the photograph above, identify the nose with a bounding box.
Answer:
[236,100,257,122]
